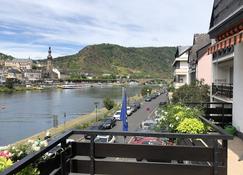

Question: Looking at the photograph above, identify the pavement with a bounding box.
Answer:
[228,137,243,175]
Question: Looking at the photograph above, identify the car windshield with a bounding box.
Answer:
[95,137,108,143]
[116,112,121,115]
[104,119,112,123]
[142,141,161,145]
[144,123,155,127]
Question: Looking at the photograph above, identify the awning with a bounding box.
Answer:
[208,31,243,54]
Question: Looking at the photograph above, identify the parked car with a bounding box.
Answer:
[151,93,158,99]
[140,120,157,130]
[100,117,116,129]
[129,137,172,162]
[113,110,121,120]
[127,106,133,116]
[144,96,152,102]
[84,124,104,139]
[94,135,116,143]
[131,102,141,112]
[159,101,167,106]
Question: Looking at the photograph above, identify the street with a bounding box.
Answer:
[70,93,168,143]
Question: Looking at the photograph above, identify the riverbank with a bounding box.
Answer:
[14,107,109,146]
[13,94,143,146]
[0,86,51,93]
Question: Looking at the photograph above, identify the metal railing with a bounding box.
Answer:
[1,116,233,175]
[186,102,232,127]
[212,83,233,99]
[212,46,234,61]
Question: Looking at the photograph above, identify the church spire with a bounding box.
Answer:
[47,46,52,60]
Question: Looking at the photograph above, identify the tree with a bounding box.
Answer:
[141,86,152,96]
[5,78,14,89]
[172,80,210,103]
[103,97,115,110]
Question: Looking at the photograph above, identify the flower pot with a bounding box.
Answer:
[224,125,236,136]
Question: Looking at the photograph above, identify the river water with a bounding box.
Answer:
[0,86,142,146]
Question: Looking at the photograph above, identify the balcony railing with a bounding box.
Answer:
[186,102,232,127]
[212,83,233,99]
[212,46,234,61]
[1,115,232,175]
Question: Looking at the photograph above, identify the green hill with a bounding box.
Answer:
[54,44,176,78]
[0,53,14,60]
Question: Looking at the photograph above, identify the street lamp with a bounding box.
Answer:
[94,102,99,122]
[147,89,150,97]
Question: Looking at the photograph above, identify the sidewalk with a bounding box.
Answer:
[228,137,243,175]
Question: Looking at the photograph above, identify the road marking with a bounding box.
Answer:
[128,137,134,144]
[147,104,159,119]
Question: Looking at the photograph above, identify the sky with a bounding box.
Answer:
[0,0,214,59]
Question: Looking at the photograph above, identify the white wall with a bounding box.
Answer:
[213,60,233,84]
[233,43,243,133]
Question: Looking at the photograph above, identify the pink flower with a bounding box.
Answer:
[0,150,12,158]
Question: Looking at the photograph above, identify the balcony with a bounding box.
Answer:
[174,68,188,75]
[212,83,233,100]
[212,46,234,61]
[1,112,232,175]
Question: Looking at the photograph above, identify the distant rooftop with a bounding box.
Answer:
[189,34,211,61]
[175,46,191,58]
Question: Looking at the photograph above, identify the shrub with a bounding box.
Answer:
[172,80,209,103]
[0,157,13,173]
[176,118,206,134]
[156,104,203,132]
[103,97,115,110]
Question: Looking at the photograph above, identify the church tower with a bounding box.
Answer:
[46,47,53,78]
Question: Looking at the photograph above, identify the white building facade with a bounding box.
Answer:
[172,46,191,89]
[208,0,243,136]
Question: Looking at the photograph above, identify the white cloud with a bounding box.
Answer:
[0,0,214,59]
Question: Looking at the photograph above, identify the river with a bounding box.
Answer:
[0,86,142,146]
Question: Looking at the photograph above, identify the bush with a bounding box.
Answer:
[141,86,152,96]
[0,157,13,173]
[172,80,209,103]
[5,79,14,89]
[176,118,206,134]
[156,104,203,132]
[103,97,115,110]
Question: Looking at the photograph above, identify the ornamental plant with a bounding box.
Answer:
[176,118,206,134]
[0,138,48,174]
[0,157,13,173]
[156,104,203,132]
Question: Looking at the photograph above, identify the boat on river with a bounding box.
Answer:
[61,84,83,89]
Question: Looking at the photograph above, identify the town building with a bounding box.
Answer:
[172,46,191,89]
[196,41,212,85]
[188,34,212,85]
[208,0,243,137]
[24,70,42,82]
[6,68,23,81]
[4,58,32,70]
[0,69,5,84]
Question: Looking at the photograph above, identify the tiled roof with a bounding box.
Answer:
[175,46,191,57]
[210,0,243,28]
[189,34,211,62]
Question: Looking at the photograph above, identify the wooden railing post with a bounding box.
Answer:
[90,135,95,175]
[213,139,220,175]
[61,140,67,175]
[222,103,225,127]
[222,140,228,175]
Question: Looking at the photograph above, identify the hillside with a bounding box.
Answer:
[54,44,176,78]
[0,53,14,60]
